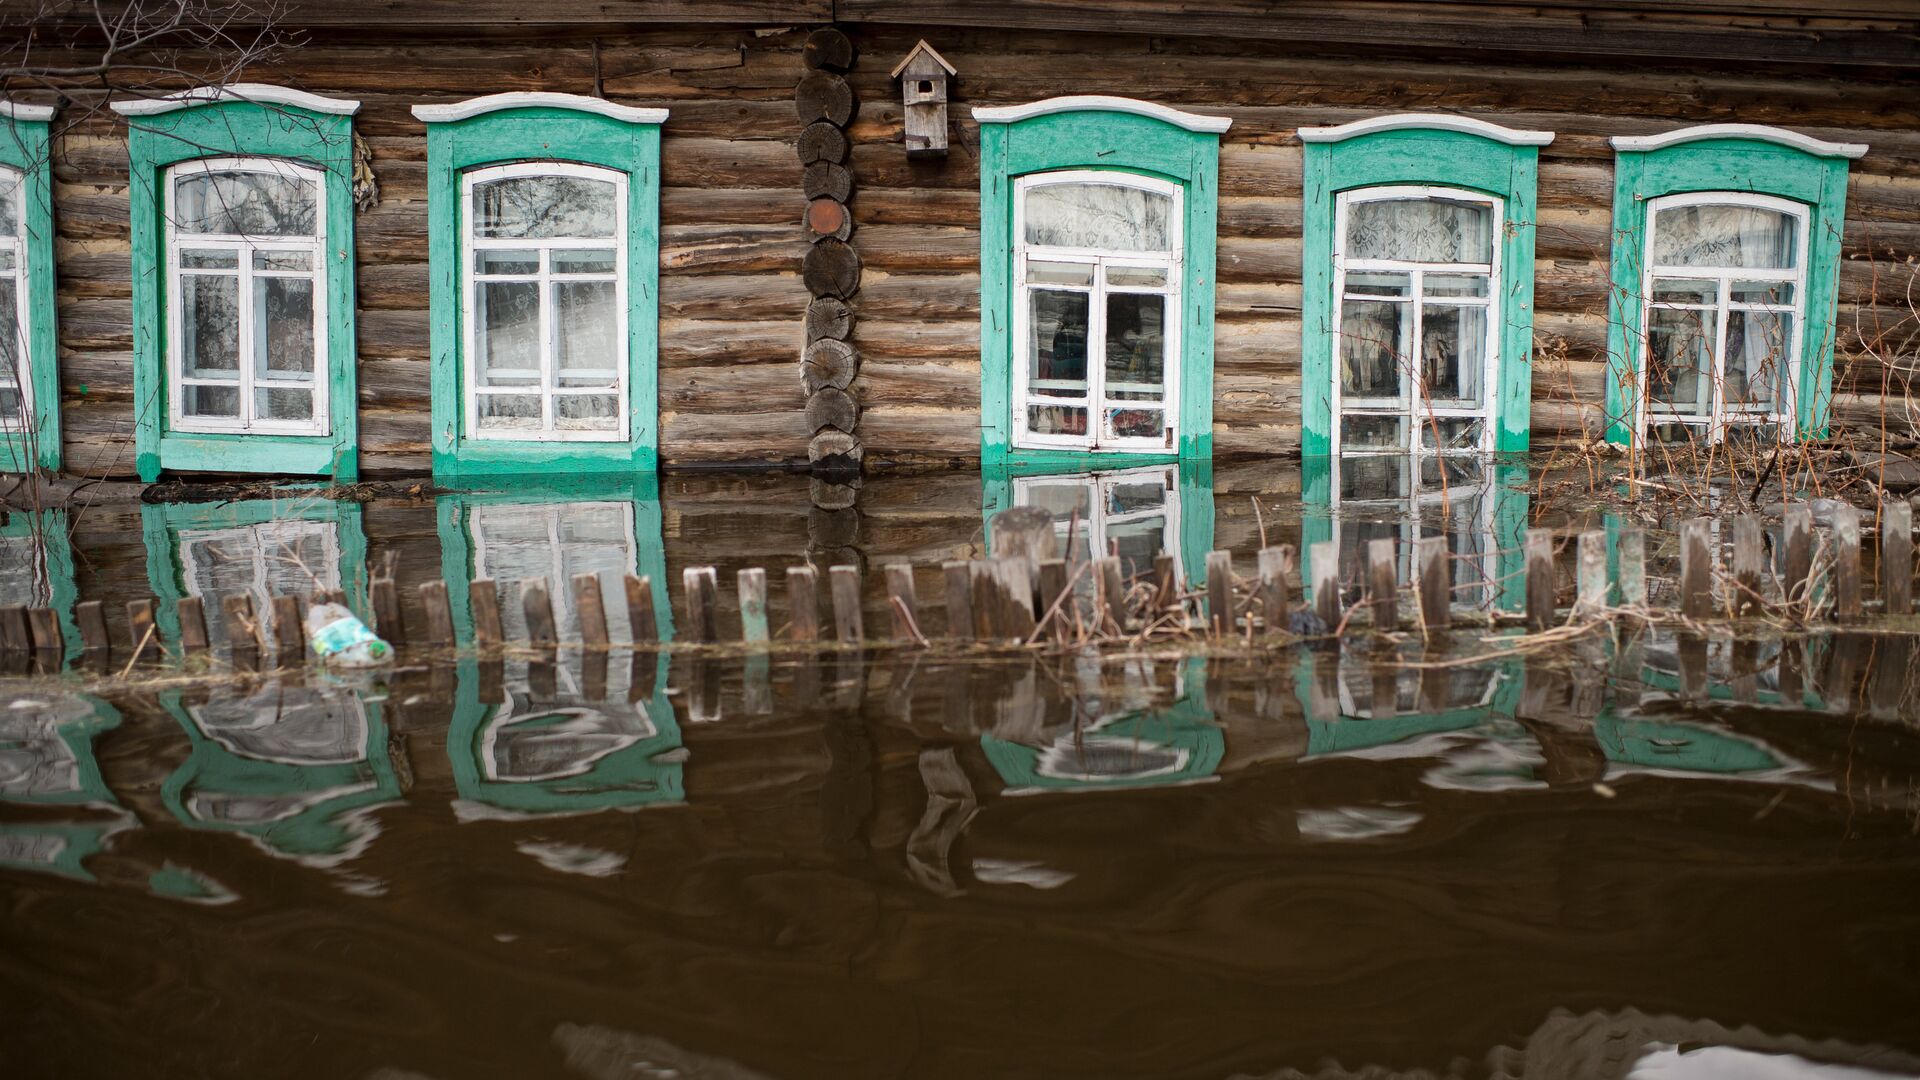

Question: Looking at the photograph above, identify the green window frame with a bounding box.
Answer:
[975,96,1228,469]
[1602,124,1865,447]
[414,93,665,482]
[0,102,58,473]
[1301,114,1551,457]
[114,85,361,481]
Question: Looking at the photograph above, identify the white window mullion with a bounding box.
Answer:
[1407,267,1426,451]
[1711,275,1732,442]
[1089,259,1108,450]
[237,248,255,431]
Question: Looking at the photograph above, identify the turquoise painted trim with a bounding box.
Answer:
[0,115,58,473]
[1594,713,1785,773]
[0,507,81,659]
[1301,128,1543,454]
[435,473,674,645]
[1602,138,1853,445]
[979,109,1222,466]
[141,496,369,651]
[421,105,662,483]
[981,458,1213,588]
[1295,651,1523,756]
[0,694,121,808]
[0,822,118,881]
[126,99,359,481]
[981,657,1221,791]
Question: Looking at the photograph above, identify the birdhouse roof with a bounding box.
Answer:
[891,40,957,79]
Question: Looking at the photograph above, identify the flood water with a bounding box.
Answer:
[4,460,1920,1078]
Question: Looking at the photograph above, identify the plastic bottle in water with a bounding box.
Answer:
[304,602,392,668]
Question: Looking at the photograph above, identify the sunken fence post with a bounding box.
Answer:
[126,599,157,661]
[470,579,504,650]
[521,578,558,648]
[26,607,63,665]
[573,573,609,650]
[1883,500,1913,616]
[0,607,28,657]
[739,568,771,645]
[76,600,109,660]
[942,561,975,641]
[221,594,259,656]
[624,575,657,644]
[1732,515,1766,616]
[830,564,864,643]
[1309,540,1340,630]
[418,582,454,648]
[371,575,404,647]
[272,595,305,663]
[1832,503,1863,620]
[886,563,921,643]
[1573,530,1607,620]
[1783,503,1814,610]
[1679,518,1713,621]
[1258,545,1294,636]
[1414,535,1449,631]
[1206,550,1234,636]
[177,596,210,654]
[1524,529,1555,632]
[787,566,822,642]
[1617,528,1647,608]
[1366,539,1396,632]
[683,568,719,643]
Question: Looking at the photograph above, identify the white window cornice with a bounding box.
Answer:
[972,95,1231,134]
[1298,113,1554,147]
[1609,123,1866,160]
[412,92,668,125]
[0,101,56,122]
[111,83,361,117]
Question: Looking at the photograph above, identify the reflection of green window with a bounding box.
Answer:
[114,85,362,480]
[1295,649,1521,757]
[983,458,1213,588]
[0,507,80,658]
[976,97,1227,468]
[1602,125,1864,447]
[0,102,59,473]
[0,693,120,808]
[982,657,1222,792]
[1595,714,1794,778]
[1301,115,1550,456]
[414,94,665,481]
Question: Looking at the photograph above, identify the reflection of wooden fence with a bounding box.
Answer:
[2,500,1916,673]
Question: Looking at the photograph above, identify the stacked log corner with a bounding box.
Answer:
[800,27,862,478]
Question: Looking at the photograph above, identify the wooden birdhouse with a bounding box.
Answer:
[890,40,955,159]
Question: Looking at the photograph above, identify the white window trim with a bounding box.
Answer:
[1012,170,1183,454]
[461,161,630,444]
[1635,190,1810,443]
[0,163,27,432]
[1331,184,1503,456]
[1011,464,1183,583]
[164,156,330,437]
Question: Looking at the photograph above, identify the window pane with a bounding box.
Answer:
[183,384,239,419]
[1339,299,1406,399]
[1026,260,1094,286]
[1652,203,1798,269]
[1417,417,1483,450]
[1727,310,1792,412]
[1107,265,1167,288]
[1028,404,1088,437]
[1338,455,1405,502]
[477,394,542,431]
[181,274,239,378]
[476,250,539,275]
[477,280,540,385]
[1104,292,1164,402]
[1024,182,1172,251]
[1029,289,1090,389]
[1420,303,1485,408]
[1109,516,1168,578]
[255,387,312,422]
[1424,274,1488,298]
[0,168,18,238]
[1647,307,1714,415]
[555,394,619,431]
[1652,278,1718,306]
[1345,197,1493,264]
[254,276,314,380]
[1732,280,1794,306]
[1107,407,1163,440]
[552,249,617,275]
[1341,413,1404,450]
[555,280,618,384]
[252,250,312,272]
[173,167,317,236]
[1345,271,1411,297]
[473,175,618,240]
[180,249,239,270]
[1108,479,1167,515]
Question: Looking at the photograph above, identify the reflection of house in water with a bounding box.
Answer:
[0,693,128,880]
[1302,453,1526,610]
[981,658,1223,793]
[0,507,80,660]
[160,680,401,865]
[984,460,1213,585]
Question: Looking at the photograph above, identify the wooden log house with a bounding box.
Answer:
[1,1,1917,482]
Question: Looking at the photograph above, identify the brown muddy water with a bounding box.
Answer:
[3,461,1920,1078]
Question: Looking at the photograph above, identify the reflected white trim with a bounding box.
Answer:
[0,102,55,122]
[1299,113,1553,147]
[412,92,667,125]
[972,95,1231,134]
[111,83,361,117]
[1610,123,1866,160]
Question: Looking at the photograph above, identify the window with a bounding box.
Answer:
[1637,193,1808,442]
[1603,124,1865,447]
[464,163,627,442]
[1012,465,1182,584]
[166,158,328,436]
[1333,187,1500,453]
[414,93,666,480]
[179,518,340,652]
[470,499,638,645]
[974,96,1229,466]
[1014,172,1181,452]
[1325,454,1506,608]
[1301,114,1553,456]
[0,102,56,473]
[114,85,361,480]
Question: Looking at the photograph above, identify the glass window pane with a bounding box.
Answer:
[180,249,239,270]
[1104,292,1164,402]
[1417,417,1483,450]
[473,174,618,240]
[1420,303,1485,408]
[1109,517,1168,579]
[183,384,240,419]
[477,394,542,431]
[0,168,18,238]
[554,394,619,430]
[1726,310,1792,412]
[1107,407,1163,440]
[1025,260,1095,286]
[1339,299,1406,399]
[1652,278,1718,306]
[1027,404,1088,437]
[476,250,539,275]
[181,274,239,378]
[1341,413,1405,450]
[1732,280,1794,306]
[1345,197,1493,264]
[1023,181,1172,251]
[252,250,312,272]
[254,276,314,380]
[1106,266,1167,288]
[0,277,17,391]
[552,249,617,275]
[1107,479,1167,515]
[477,280,540,385]
[1028,289,1090,390]
[1653,203,1798,270]
[1345,271,1411,298]
[1424,274,1488,298]
[1647,307,1714,415]
[173,167,317,236]
[555,280,618,384]
[255,387,312,422]
[1338,455,1406,501]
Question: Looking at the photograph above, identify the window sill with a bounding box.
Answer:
[143,430,354,481]
[432,438,654,485]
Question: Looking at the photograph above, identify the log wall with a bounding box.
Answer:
[31,12,1920,477]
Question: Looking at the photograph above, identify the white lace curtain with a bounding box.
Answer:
[1024,182,1172,252]
[1652,204,1798,270]
[1344,197,1493,264]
